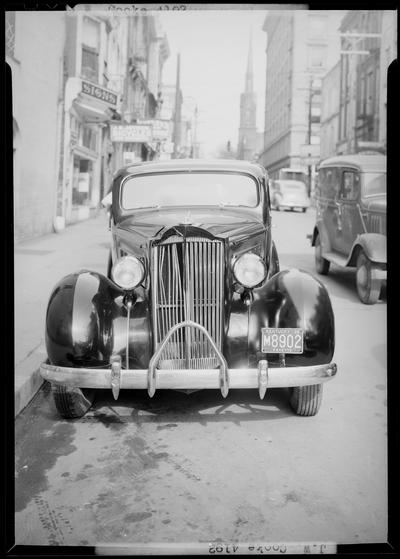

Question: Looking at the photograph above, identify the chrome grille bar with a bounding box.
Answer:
[152,236,224,369]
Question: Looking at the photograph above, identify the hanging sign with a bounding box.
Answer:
[81,80,118,106]
[110,124,152,143]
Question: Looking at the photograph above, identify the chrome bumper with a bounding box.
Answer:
[40,320,336,400]
[40,360,337,400]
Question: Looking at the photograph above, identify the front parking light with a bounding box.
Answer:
[112,255,145,290]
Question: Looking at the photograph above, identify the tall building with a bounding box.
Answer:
[320,61,341,160]
[237,35,260,161]
[60,11,128,225]
[259,10,345,183]
[8,9,171,239]
[7,11,66,241]
[336,10,397,155]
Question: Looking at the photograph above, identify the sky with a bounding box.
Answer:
[157,8,268,157]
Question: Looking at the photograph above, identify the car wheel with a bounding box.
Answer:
[315,234,330,275]
[356,251,381,305]
[52,385,95,419]
[302,207,307,213]
[289,384,323,416]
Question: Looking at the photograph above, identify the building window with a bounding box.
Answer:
[81,17,100,83]
[6,11,15,58]
[82,46,99,82]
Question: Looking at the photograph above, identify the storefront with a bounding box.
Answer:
[61,77,119,224]
[109,123,157,169]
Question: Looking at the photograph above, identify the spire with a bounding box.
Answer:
[245,30,253,93]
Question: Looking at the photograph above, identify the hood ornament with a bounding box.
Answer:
[183,211,193,225]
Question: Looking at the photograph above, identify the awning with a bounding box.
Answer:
[73,94,114,123]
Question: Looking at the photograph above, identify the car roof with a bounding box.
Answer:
[275,179,306,187]
[114,158,267,180]
[318,154,386,172]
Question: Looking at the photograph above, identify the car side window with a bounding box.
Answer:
[341,171,360,201]
[320,167,340,200]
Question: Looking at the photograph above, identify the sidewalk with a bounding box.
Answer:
[14,211,110,416]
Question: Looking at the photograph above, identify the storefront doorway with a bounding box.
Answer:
[71,155,94,221]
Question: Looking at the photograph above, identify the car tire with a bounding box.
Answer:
[289,384,323,416]
[302,207,307,213]
[356,251,381,305]
[315,234,330,275]
[52,385,95,419]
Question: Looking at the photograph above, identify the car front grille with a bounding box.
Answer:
[368,214,386,235]
[151,235,224,369]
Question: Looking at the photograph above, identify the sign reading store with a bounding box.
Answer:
[81,80,117,106]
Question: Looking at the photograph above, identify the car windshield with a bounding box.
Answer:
[279,170,308,183]
[362,172,386,197]
[121,172,259,209]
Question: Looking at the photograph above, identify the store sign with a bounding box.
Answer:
[110,124,152,143]
[138,119,170,140]
[81,80,117,106]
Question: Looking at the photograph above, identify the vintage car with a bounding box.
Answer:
[310,154,386,304]
[40,159,337,419]
[271,179,310,212]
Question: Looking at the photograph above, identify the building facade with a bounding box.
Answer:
[7,11,66,241]
[320,61,341,160]
[336,10,397,155]
[259,10,344,183]
[9,9,171,239]
[60,11,128,225]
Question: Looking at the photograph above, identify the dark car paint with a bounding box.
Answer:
[45,160,334,373]
[46,267,334,371]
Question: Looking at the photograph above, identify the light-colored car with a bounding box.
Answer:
[271,179,310,212]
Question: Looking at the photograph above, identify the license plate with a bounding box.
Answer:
[261,328,304,354]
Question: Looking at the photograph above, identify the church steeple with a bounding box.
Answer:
[245,31,253,93]
[237,29,258,161]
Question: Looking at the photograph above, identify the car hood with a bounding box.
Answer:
[114,207,266,252]
[363,194,386,213]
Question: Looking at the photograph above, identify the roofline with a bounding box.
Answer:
[318,154,386,171]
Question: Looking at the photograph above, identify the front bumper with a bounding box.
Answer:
[40,361,337,400]
[40,320,337,400]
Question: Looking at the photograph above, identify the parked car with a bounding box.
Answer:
[310,154,386,304]
[41,159,337,419]
[271,179,310,212]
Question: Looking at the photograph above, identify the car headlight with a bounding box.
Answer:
[112,255,145,290]
[233,253,267,288]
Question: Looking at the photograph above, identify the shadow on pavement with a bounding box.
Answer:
[38,385,297,425]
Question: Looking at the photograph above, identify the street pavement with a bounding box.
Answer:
[14,210,110,416]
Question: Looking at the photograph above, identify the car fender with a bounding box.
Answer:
[225,269,335,368]
[347,233,387,266]
[45,270,152,368]
[311,219,331,253]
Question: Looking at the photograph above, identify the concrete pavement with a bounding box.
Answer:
[14,210,110,416]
